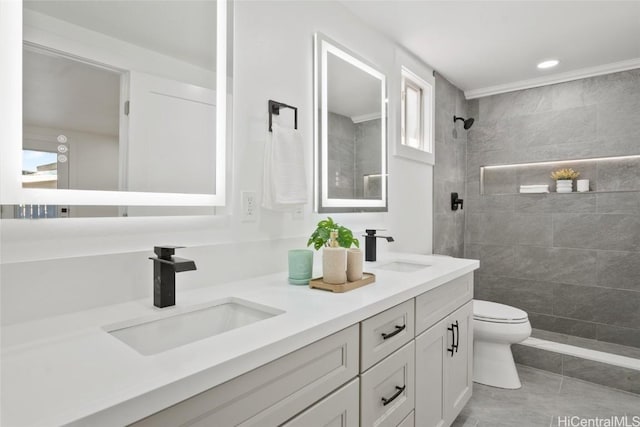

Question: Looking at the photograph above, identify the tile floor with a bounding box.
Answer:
[452,365,640,427]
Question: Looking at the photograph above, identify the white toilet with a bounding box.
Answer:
[472,300,531,389]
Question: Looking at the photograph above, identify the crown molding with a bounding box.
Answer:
[464,58,640,100]
[351,112,381,123]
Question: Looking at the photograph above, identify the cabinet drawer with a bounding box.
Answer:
[282,378,359,427]
[361,299,414,372]
[361,341,415,427]
[415,273,472,335]
[397,411,415,427]
[131,325,359,427]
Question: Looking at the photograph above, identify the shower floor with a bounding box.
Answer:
[453,364,640,427]
[531,329,640,359]
[513,329,640,394]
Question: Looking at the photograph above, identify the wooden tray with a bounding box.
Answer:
[309,273,375,293]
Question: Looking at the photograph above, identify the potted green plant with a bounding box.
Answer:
[307,217,360,284]
[307,217,359,250]
[550,168,580,193]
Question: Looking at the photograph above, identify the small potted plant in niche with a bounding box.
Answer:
[307,217,361,284]
[551,168,580,193]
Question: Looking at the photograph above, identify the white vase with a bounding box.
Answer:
[323,247,347,284]
[555,180,573,193]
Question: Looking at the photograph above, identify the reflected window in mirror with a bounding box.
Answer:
[314,33,387,213]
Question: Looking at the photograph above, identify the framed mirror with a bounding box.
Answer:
[0,0,229,216]
[313,33,387,213]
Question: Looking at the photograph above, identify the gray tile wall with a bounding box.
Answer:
[327,112,383,200]
[433,74,468,257]
[355,118,382,199]
[466,69,640,348]
[327,111,356,199]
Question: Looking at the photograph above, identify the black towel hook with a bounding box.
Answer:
[268,99,298,132]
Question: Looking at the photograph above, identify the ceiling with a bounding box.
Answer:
[341,1,640,98]
[24,1,217,71]
[23,48,120,136]
[22,0,218,136]
[327,51,382,120]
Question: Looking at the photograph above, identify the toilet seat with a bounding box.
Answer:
[473,300,528,324]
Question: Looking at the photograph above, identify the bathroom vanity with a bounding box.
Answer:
[0,254,478,426]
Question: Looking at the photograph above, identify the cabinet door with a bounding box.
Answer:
[414,318,447,427]
[282,378,359,427]
[444,301,473,426]
[361,341,415,427]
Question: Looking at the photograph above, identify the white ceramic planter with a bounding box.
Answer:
[555,180,573,193]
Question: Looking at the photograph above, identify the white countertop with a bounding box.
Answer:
[1,253,479,427]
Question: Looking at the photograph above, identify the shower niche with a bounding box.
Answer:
[480,155,640,195]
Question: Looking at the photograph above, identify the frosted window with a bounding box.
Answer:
[400,68,431,155]
[404,83,422,149]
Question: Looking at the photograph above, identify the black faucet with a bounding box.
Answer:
[363,229,395,262]
[149,246,197,308]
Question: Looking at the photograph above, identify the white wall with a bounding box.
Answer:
[0,1,434,326]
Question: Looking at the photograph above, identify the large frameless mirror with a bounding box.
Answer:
[313,33,387,213]
[0,0,229,218]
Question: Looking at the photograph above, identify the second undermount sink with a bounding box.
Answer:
[105,298,284,355]
[375,261,431,273]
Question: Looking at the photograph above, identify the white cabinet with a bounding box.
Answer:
[130,273,474,427]
[282,378,360,427]
[360,299,415,372]
[360,341,415,427]
[415,301,473,427]
[132,325,359,427]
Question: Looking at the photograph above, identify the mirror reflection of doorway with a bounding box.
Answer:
[21,43,121,218]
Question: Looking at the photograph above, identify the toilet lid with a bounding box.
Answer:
[473,300,528,323]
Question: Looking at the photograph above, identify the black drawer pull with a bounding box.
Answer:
[381,385,406,406]
[447,322,457,357]
[453,320,460,353]
[381,324,406,340]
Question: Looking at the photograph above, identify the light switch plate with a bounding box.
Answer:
[292,206,304,220]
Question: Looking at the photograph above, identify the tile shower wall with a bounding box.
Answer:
[433,74,468,257]
[328,111,357,198]
[327,111,382,199]
[355,119,382,199]
[466,69,640,348]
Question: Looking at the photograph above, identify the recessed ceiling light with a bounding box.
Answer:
[537,60,559,69]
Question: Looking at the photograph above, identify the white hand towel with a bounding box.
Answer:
[520,184,549,190]
[519,187,549,193]
[262,123,307,211]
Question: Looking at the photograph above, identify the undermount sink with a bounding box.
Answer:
[105,298,284,355]
[375,261,431,273]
